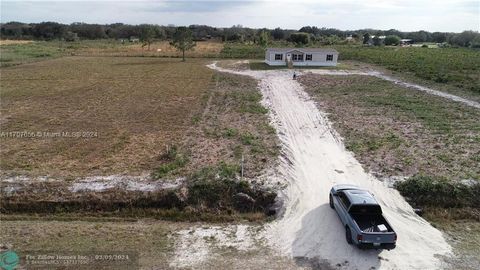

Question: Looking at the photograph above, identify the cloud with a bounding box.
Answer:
[141,1,256,13]
[1,0,478,32]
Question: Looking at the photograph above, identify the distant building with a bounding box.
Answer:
[129,36,140,42]
[265,48,339,67]
[367,35,386,46]
[400,39,413,46]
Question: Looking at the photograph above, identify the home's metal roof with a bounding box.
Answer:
[266,47,338,54]
[344,189,378,205]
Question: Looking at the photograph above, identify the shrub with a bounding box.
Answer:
[384,35,401,46]
[186,162,276,211]
[395,175,480,208]
[222,127,238,138]
[289,32,310,45]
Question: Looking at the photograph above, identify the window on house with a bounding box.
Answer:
[292,54,304,61]
[326,54,334,61]
[274,54,283,60]
[306,54,312,61]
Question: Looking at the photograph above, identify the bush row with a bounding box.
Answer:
[395,175,480,208]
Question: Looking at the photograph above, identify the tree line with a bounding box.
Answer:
[1,21,479,48]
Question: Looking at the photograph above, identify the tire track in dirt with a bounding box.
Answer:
[208,62,452,270]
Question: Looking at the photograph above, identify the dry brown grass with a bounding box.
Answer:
[0,57,279,182]
[0,57,214,178]
[0,219,179,269]
[0,40,33,45]
[74,40,224,58]
[181,71,279,179]
[425,214,480,269]
[0,219,301,269]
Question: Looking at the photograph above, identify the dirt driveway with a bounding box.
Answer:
[202,63,452,270]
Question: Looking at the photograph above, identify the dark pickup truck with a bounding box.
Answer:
[329,184,397,250]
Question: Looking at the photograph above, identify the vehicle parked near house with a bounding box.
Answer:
[329,184,397,250]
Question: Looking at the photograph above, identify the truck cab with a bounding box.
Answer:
[330,185,397,250]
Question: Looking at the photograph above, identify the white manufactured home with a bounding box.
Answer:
[265,48,339,67]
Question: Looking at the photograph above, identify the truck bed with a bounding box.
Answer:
[351,214,394,233]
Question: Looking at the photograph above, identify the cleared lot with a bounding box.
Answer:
[0,40,224,67]
[1,57,278,180]
[1,57,213,177]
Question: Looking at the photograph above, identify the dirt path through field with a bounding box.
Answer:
[207,63,452,270]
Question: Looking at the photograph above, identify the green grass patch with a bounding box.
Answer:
[0,42,65,66]
[220,43,265,59]
[151,145,189,179]
[240,132,257,145]
[222,127,239,138]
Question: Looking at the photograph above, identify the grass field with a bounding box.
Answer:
[427,217,480,269]
[181,71,279,179]
[334,46,480,95]
[220,43,265,59]
[1,56,279,219]
[0,218,298,269]
[0,41,65,66]
[1,57,214,177]
[1,57,278,181]
[71,40,224,58]
[299,74,480,182]
[0,40,224,67]
[3,40,479,100]
[216,42,480,98]
[0,218,179,269]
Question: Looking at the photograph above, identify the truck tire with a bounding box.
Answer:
[345,226,353,245]
[329,194,334,209]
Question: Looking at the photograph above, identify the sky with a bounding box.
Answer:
[1,0,479,32]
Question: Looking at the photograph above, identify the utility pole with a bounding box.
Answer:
[241,154,244,180]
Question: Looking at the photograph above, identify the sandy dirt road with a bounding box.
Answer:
[206,63,452,270]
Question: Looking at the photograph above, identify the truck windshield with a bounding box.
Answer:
[349,204,382,214]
